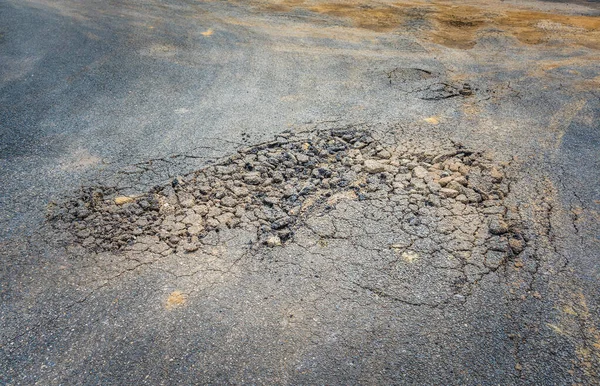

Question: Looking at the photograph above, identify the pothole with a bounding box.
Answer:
[48,128,530,306]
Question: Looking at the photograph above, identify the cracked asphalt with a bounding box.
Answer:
[1,0,599,384]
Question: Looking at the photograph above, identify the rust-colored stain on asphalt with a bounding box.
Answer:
[308,3,406,32]
[166,291,187,309]
[241,0,600,50]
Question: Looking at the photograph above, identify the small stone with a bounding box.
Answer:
[266,235,281,247]
[446,181,464,192]
[427,181,441,194]
[183,213,203,225]
[489,217,509,235]
[216,212,235,226]
[377,149,392,159]
[234,205,246,218]
[296,154,309,163]
[215,166,230,175]
[263,197,279,206]
[221,196,237,207]
[206,218,220,228]
[114,196,135,205]
[183,243,199,252]
[243,172,263,185]
[406,162,419,170]
[454,176,468,186]
[456,194,469,203]
[458,165,470,175]
[197,185,211,194]
[179,193,196,208]
[208,206,222,217]
[272,172,284,183]
[463,188,482,203]
[490,167,504,182]
[448,162,461,172]
[363,160,385,174]
[188,225,204,235]
[194,205,209,215]
[395,173,411,182]
[509,237,525,254]
[271,216,292,230]
[230,186,249,197]
[412,166,428,179]
[282,185,296,198]
[439,188,459,198]
[438,176,453,187]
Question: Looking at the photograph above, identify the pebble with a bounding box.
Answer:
[243,172,263,185]
[179,194,196,208]
[296,154,309,163]
[114,196,134,205]
[266,235,282,247]
[183,212,203,225]
[509,237,525,254]
[230,186,248,197]
[412,166,428,179]
[490,167,504,181]
[439,188,459,198]
[183,243,199,252]
[363,160,385,174]
[221,196,237,207]
[438,176,453,187]
[216,212,235,226]
[489,217,509,235]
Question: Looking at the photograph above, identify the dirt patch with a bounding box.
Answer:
[240,0,600,50]
[307,3,406,32]
[417,3,600,50]
[166,291,187,309]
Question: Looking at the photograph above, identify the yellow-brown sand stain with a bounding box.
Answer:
[307,3,406,32]
[422,4,600,50]
[401,250,419,263]
[326,190,358,205]
[497,10,600,50]
[549,289,600,379]
[114,196,135,205]
[243,0,600,50]
[425,4,489,49]
[165,291,187,309]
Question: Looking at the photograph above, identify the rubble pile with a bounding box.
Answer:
[49,128,525,271]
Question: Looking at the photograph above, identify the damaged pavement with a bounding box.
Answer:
[1,0,599,384]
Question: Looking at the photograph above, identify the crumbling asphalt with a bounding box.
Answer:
[1,0,599,384]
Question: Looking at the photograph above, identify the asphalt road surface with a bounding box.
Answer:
[1,0,599,384]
